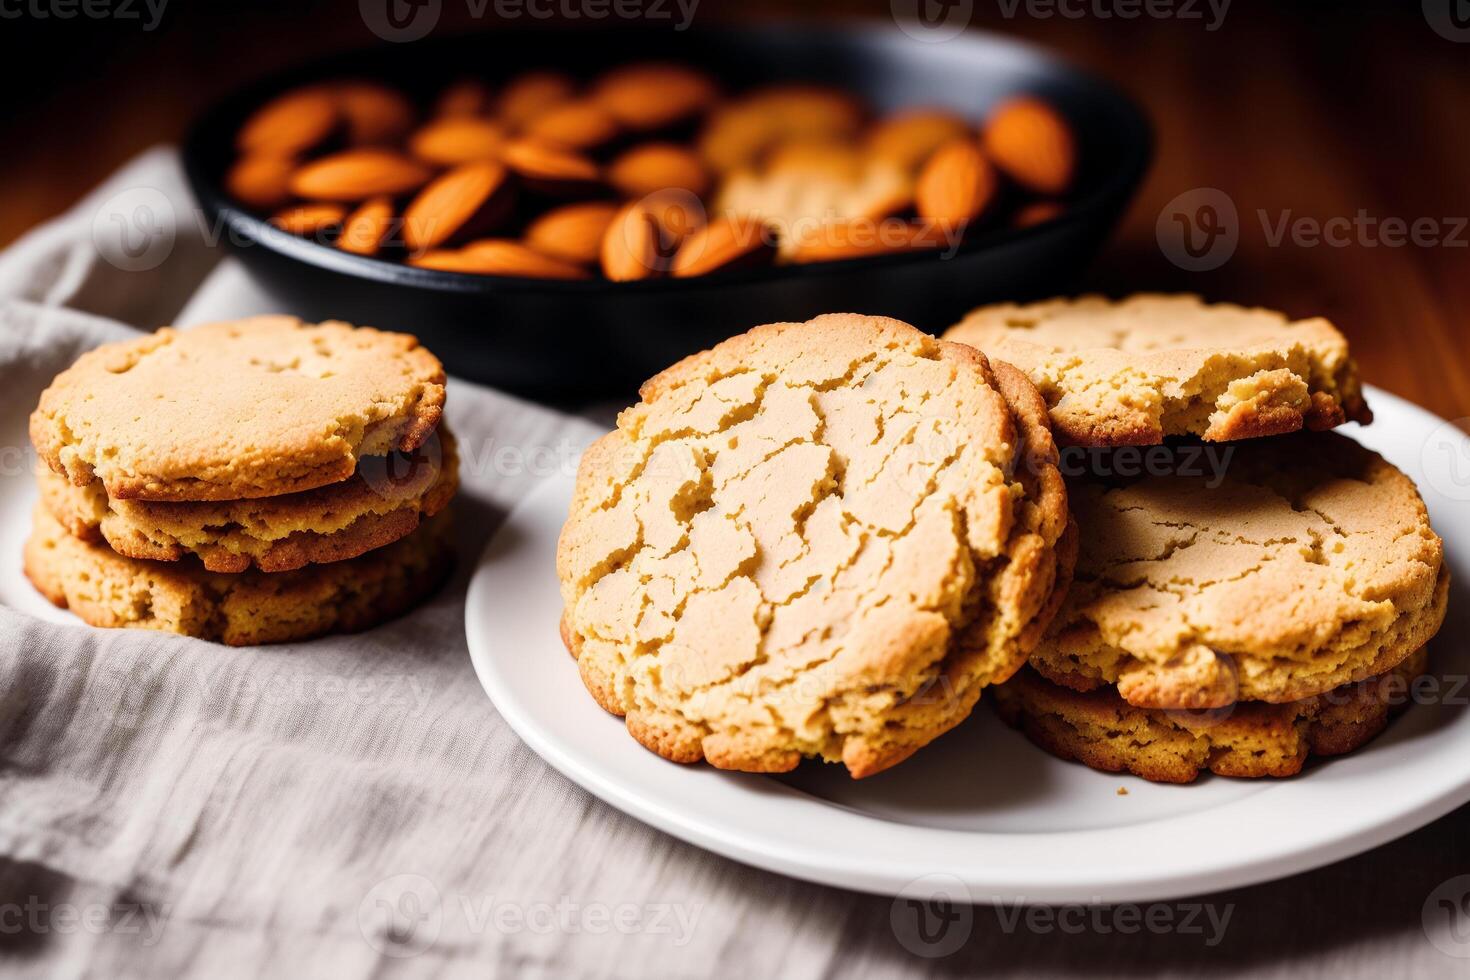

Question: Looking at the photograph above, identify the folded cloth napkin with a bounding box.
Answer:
[0,150,858,980]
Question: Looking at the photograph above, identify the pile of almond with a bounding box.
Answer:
[227,63,1076,280]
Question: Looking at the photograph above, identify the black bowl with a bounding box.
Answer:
[182,24,1150,400]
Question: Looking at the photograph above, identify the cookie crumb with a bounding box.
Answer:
[1116,786,1129,796]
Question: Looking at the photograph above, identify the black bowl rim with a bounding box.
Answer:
[182,21,1153,297]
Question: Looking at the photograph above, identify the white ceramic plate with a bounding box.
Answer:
[31,383,1445,906]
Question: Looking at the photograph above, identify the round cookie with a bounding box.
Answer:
[943,294,1372,446]
[38,427,459,573]
[556,314,1074,778]
[30,317,445,501]
[1032,432,1447,709]
[992,647,1430,783]
[24,505,452,646]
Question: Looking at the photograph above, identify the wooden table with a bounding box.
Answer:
[2,3,1467,975]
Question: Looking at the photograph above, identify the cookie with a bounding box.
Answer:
[993,647,1429,783]
[943,294,1372,446]
[30,317,445,501]
[24,505,452,646]
[1032,433,1447,709]
[556,314,1074,777]
[715,142,913,256]
[38,427,458,574]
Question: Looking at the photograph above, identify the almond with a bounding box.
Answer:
[523,99,620,151]
[334,81,416,145]
[785,217,935,264]
[436,78,494,118]
[501,139,601,196]
[237,87,340,156]
[409,117,507,166]
[607,143,711,199]
[914,139,995,228]
[1013,200,1064,228]
[524,202,619,265]
[269,203,348,236]
[669,214,776,278]
[337,196,396,256]
[402,160,515,252]
[641,188,707,251]
[643,188,707,243]
[496,71,577,131]
[982,97,1075,195]
[866,108,972,173]
[411,240,589,279]
[601,202,664,281]
[225,153,296,210]
[592,63,719,131]
[698,85,864,173]
[289,149,432,202]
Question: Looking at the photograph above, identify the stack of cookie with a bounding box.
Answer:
[557,314,1077,777]
[944,294,1448,782]
[24,317,457,646]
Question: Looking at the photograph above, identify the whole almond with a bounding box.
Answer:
[523,99,621,151]
[601,202,665,281]
[524,202,619,265]
[402,160,515,252]
[670,214,776,278]
[411,240,589,279]
[436,78,494,118]
[226,153,296,210]
[607,143,711,199]
[786,217,935,264]
[409,117,507,166]
[698,85,864,173]
[269,203,348,236]
[866,108,972,173]
[641,188,707,251]
[289,149,432,202]
[982,97,1075,195]
[592,63,719,130]
[496,71,577,130]
[334,81,416,145]
[501,139,601,196]
[337,196,396,256]
[915,139,996,228]
[237,87,340,156]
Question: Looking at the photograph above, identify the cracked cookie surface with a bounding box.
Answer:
[38,427,458,573]
[993,647,1429,783]
[943,294,1371,446]
[556,314,1072,777]
[30,316,445,501]
[24,505,453,646]
[1031,432,1446,709]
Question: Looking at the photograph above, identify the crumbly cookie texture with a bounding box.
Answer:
[1031,432,1447,709]
[24,505,452,646]
[993,647,1429,783]
[30,317,445,501]
[556,314,1073,778]
[38,427,458,573]
[943,294,1372,446]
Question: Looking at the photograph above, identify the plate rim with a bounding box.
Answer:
[464,384,1470,903]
